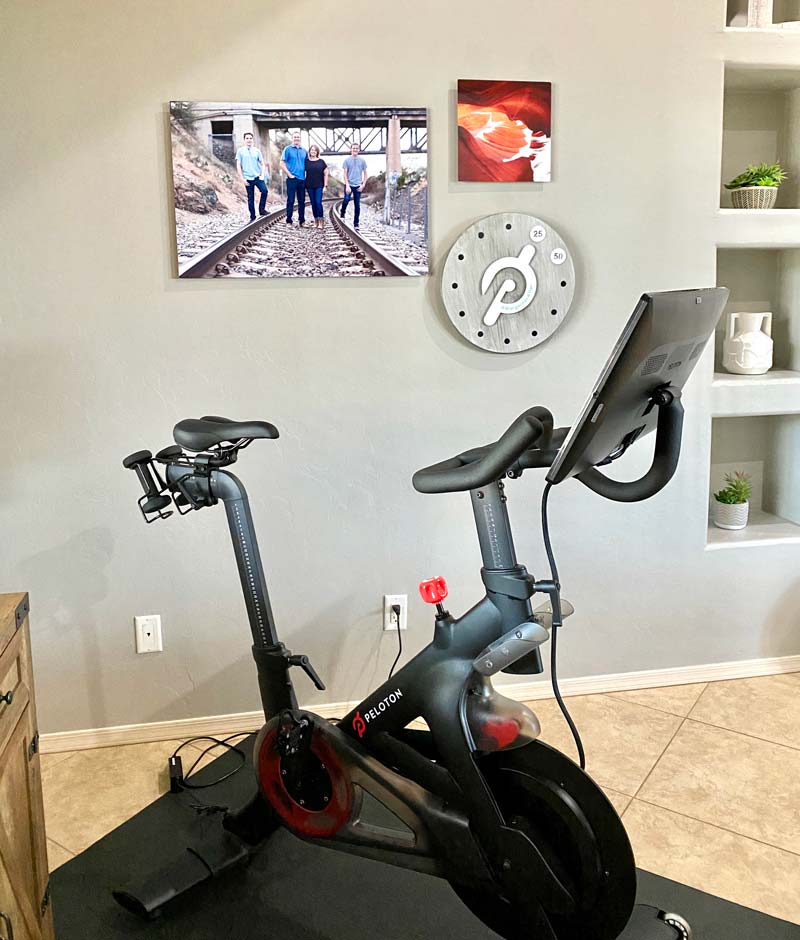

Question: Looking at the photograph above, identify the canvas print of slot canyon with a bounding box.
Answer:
[457,80,552,182]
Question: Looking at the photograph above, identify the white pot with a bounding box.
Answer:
[713,500,750,530]
[730,186,778,209]
[722,311,773,375]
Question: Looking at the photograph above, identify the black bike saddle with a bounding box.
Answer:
[173,415,279,452]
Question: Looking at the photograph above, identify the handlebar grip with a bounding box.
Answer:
[576,397,684,502]
[413,406,554,494]
[123,450,162,500]
[122,450,152,469]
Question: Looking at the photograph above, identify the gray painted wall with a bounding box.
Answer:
[2,0,798,734]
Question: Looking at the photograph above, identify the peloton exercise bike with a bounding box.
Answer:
[117,287,728,939]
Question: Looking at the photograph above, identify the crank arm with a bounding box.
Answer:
[298,717,498,889]
[498,823,577,917]
[512,893,559,940]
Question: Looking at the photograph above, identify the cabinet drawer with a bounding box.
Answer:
[0,594,27,661]
[0,629,30,756]
[0,704,49,940]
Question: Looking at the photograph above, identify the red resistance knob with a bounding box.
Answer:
[419,577,448,605]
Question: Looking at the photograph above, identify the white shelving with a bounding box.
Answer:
[723,0,800,42]
[706,415,800,549]
[707,509,800,549]
[713,369,800,383]
[705,26,800,551]
[717,209,800,247]
[712,247,800,408]
[724,25,800,30]
[712,369,800,415]
[720,64,800,211]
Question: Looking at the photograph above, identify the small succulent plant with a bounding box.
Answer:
[714,471,752,504]
[725,163,787,189]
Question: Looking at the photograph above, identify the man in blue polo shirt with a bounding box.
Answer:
[235,132,269,222]
[280,131,308,227]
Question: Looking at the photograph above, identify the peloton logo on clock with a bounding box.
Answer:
[352,688,404,737]
[481,224,566,328]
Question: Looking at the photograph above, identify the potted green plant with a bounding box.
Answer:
[712,471,752,530]
[724,162,787,209]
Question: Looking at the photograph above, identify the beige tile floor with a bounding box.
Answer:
[41,674,800,925]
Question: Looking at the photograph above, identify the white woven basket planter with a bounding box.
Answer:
[730,187,778,209]
[712,501,750,530]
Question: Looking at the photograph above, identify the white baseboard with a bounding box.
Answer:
[40,653,800,754]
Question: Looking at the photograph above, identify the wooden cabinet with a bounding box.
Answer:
[0,594,54,940]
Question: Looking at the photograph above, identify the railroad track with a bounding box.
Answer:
[178,200,422,279]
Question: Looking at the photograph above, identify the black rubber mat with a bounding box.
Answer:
[50,743,800,939]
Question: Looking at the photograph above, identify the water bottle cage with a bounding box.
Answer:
[137,489,173,524]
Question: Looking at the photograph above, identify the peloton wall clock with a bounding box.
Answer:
[441,213,575,353]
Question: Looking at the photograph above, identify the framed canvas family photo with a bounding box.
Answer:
[170,101,429,278]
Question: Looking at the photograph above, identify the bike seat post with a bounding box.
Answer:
[470,480,543,675]
[470,480,517,571]
[193,465,297,719]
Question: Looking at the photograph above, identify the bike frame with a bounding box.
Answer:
[166,462,570,904]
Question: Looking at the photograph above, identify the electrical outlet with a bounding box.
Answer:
[383,594,407,632]
[135,614,163,653]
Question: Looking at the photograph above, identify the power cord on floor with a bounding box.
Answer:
[168,732,258,793]
[541,481,586,771]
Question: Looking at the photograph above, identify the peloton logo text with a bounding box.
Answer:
[352,689,403,737]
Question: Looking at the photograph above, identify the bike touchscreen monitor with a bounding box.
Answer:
[547,287,729,485]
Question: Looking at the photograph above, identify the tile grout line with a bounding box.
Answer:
[685,680,711,719]
[682,715,800,754]
[598,686,707,720]
[47,836,76,858]
[631,795,800,860]
[42,750,79,769]
[627,715,688,805]
[685,674,800,744]
[596,688,800,755]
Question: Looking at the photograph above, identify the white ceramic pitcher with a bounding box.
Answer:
[722,311,773,375]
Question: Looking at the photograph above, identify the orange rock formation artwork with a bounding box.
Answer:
[457,80,551,182]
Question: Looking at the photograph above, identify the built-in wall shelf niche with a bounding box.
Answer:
[726,0,800,29]
[713,247,800,416]
[717,208,800,248]
[708,414,800,548]
[720,65,800,211]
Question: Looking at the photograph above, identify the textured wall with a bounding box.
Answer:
[2,0,799,734]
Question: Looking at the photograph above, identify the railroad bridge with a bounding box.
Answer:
[181,103,427,167]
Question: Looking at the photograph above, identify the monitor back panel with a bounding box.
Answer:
[548,287,729,484]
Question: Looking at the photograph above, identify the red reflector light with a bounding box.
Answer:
[478,717,520,751]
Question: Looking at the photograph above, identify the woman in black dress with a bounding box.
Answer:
[305,145,329,229]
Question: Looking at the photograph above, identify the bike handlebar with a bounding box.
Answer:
[575,395,684,502]
[412,390,684,501]
[412,407,555,494]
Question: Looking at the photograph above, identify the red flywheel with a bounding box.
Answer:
[256,723,354,838]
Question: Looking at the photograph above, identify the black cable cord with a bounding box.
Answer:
[388,603,403,678]
[541,481,586,771]
[170,732,256,790]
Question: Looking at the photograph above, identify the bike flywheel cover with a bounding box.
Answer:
[255,721,354,838]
